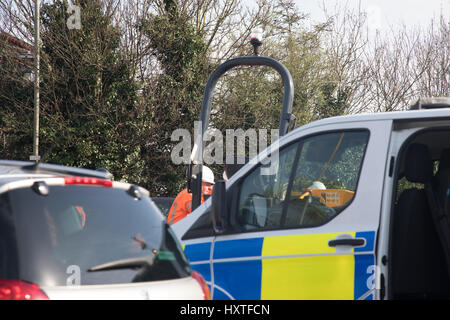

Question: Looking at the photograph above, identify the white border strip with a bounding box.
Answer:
[190,250,375,265]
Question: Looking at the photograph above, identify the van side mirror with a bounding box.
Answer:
[188,164,203,210]
[186,164,192,192]
[211,180,227,234]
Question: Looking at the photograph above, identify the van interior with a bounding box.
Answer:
[390,127,450,299]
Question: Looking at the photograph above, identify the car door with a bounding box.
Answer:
[209,120,392,300]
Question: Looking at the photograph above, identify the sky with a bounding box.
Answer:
[301,0,448,28]
[247,0,449,33]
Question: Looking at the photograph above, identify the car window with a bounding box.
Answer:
[0,239,6,277]
[236,130,369,230]
[2,186,191,286]
[0,194,18,279]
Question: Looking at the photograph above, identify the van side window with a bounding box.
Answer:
[284,130,369,227]
[237,142,299,230]
[236,130,369,230]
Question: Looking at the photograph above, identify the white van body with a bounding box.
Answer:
[173,106,450,300]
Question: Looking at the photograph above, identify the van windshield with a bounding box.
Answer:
[0,185,191,286]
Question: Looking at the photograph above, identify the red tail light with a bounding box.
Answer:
[0,280,49,300]
[191,271,211,300]
[64,176,112,187]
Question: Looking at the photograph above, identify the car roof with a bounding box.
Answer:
[0,160,113,187]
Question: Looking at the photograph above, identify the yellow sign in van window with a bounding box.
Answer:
[311,189,355,207]
[292,189,355,207]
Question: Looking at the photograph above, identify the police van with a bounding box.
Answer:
[171,36,450,299]
[172,97,450,300]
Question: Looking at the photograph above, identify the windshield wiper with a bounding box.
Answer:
[87,256,155,272]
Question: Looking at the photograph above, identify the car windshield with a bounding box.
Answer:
[0,185,191,286]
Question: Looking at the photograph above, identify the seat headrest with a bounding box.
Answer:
[436,149,450,189]
[405,143,433,183]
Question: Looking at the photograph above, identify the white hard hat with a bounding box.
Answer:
[308,181,326,190]
[202,166,215,184]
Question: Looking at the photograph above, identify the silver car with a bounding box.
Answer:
[0,161,209,300]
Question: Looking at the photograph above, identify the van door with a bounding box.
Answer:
[207,120,392,300]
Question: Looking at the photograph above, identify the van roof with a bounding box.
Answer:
[293,107,450,132]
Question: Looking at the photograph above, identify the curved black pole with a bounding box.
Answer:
[191,56,295,210]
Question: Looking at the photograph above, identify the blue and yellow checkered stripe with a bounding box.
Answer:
[185,231,376,300]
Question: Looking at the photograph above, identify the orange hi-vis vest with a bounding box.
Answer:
[167,189,209,225]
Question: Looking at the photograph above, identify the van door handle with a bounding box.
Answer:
[328,234,365,248]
